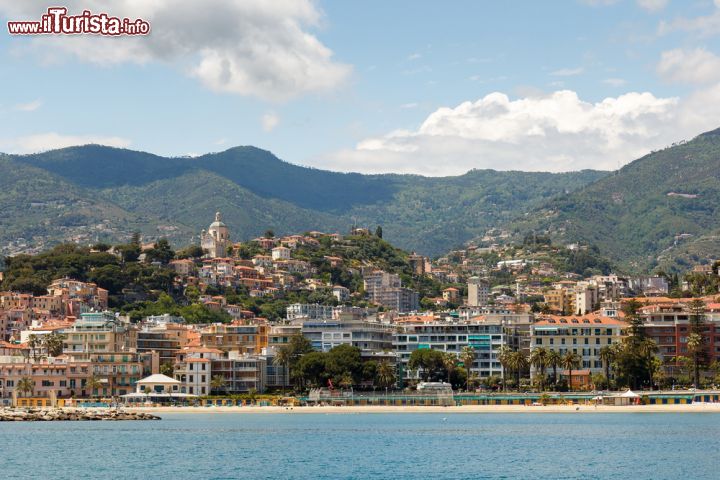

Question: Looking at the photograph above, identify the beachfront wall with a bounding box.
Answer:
[299,392,720,407]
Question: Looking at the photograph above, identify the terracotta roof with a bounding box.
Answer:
[535,313,627,326]
[183,347,223,354]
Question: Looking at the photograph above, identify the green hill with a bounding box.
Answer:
[507,128,720,272]
[3,145,606,256]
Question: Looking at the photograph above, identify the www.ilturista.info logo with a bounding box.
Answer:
[7,7,150,36]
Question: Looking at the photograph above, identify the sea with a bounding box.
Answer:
[1,412,718,479]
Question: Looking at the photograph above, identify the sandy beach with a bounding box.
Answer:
[127,403,720,414]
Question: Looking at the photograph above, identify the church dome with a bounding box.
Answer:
[208,211,226,229]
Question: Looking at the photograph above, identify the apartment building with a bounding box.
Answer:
[531,314,627,373]
[393,320,508,380]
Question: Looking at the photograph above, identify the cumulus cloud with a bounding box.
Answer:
[657,48,720,84]
[0,1,351,101]
[313,89,720,175]
[0,132,131,153]
[261,112,280,132]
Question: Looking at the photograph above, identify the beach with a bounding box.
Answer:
[127,403,720,414]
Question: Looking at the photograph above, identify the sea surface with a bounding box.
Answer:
[1,412,718,479]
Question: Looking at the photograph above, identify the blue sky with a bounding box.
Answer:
[2,0,720,175]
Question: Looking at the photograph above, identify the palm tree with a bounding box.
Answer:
[508,351,529,390]
[546,349,562,387]
[496,345,513,391]
[42,333,66,357]
[442,353,457,385]
[686,333,703,388]
[560,352,581,392]
[376,360,396,393]
[460,346,475,392]
[17,376,34,398]
[27,334,41,362]
[599,345,616,389]
[639,339,659,389]
[529,347,548,391]
[85,374,103,399]
[210,375,227,395]
[273,346,291,393]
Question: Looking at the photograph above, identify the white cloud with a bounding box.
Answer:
[637,0,668,12]
[13,99,42,112]
[400,102,418,109]
[407,53,422,61]
[603,78,627,87]
[550,67,584,76]
[261,112,280,132]
[0,132,131,153]
[657,48,720,84]
[0,1,351,101]
[314,89,720,175]
[658,3,720,37]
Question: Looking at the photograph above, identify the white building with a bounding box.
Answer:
[200,212,230,258]
[271,246,291,260]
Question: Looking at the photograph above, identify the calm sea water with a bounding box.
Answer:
[1,412,718,479]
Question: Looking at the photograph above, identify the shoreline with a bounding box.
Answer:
[126,404,720,414]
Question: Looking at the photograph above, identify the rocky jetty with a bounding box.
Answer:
[0,407,160,421]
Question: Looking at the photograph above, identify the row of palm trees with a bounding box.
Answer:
[496,346,584,391]
[13,374,104,399]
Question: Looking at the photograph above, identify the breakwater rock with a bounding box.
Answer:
[0,407,161,421]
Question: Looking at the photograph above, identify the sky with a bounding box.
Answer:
[1,0,720,175]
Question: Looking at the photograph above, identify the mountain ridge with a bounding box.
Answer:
[2,145,607,257]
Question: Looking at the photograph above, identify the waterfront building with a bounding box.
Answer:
[393,320,508,380]
[531,314,627,374]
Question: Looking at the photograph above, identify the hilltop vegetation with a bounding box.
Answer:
[3,145,606,257]
[507,129,720,273]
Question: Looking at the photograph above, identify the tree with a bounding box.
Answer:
[295,351,327,388]
[508,351,529,390]
[85,375,103,399]
[375,226,383,239]
[529,347,548,391]
[146,238,175,264]
[210,375,227,395]
[17,376,34,398]
[496,345,513,391]
[687,298,706,387]
[599,345,616,389]
[27,334,42,361]
[43,332,66,357]
[264,230,275,239]
[159,363,174,377]
[460,346,475,391]
[560,352,581,392]
[325,344,363,386]
[442,353,457,385]
[687,333,704,388]
[546,349,561,386]
[284,334,314,389]
[408,349,447,382]
[273,346,291,393]
[375,360,396,391]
